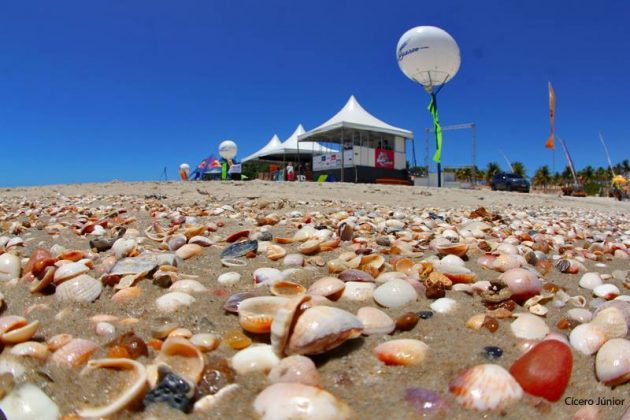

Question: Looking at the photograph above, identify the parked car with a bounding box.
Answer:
[491,173,530,192]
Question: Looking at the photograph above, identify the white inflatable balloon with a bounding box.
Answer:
[219,140,237,160]
[397,26,460,89]
[179,163,190,172]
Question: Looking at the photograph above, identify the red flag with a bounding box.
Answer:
[545,82,556,149]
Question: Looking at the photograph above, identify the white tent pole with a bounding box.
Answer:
[341,129,345,182]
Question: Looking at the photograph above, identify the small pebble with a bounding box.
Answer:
[224,330,251,350]
[395,312,420,331]
[482,346,503,360]
[416,311,433,320]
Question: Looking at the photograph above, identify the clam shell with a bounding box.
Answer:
[155,292,195,313]
[287,306,363,355]
[271,295,310,356]
[566,308,592,324]
[357,307,395,335]
[253,267,284,286]
[175,243,203,260]
[283,253,305,267]
[569,323,607,355]
[53,262,89,284]
[55,274,102,303]
[591,307,628,339]
[2,320,40,344]
[340,281,375,302]
[373,339,428,365]
[373,279,417,308]
[231,344,280,375]
[593,284,620,300]
[449,364,523,411]
[10,341,49,360]
[169,279,208,294]
[579,272,603,290]
[595,338,630,386]
[268,355,322,387]
[190,333,220,352]
[111,286,142,303]
[430,297,457,314]
[307,277,345,299]
[510,314,549,340]
[77,358,148,418]
[239,296,289,334]
[0,383,60,420]
[270,281,306,297]
[253,383,352,419]
[155,337,205,385]
[218,272,241,285]
[51,338,98,368]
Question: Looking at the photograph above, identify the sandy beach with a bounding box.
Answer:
[0,181,628,419]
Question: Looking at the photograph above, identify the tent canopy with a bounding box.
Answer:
[242,134,283,162]
[242,125,336,163]
[298,95,413,143]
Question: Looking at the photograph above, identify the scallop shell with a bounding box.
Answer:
[53,262,89,284]
[449,364,523,411]
[287,306,363,355]
[77,358,148,418]
[373,339,428,365]
[55,274,102,303]
[595,338,630,386]
[591,307,628,339]
[569,323,607,355]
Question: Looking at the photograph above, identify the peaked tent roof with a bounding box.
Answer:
[298,95,413,142]
[278,124,336,154]
[241,134,283,162]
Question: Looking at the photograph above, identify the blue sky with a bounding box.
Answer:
[1,0,629,186]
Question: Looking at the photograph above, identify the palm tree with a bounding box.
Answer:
[622,159,630,175]
[561,166,573,184]
[512,161,526,178]
[552,172,562,186]
[485,162,501,185]
[532,165,551,189]
[580,165,594,182]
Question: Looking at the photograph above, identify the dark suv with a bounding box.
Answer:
[491,173,530,192]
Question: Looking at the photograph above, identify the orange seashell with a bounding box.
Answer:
[319,239,341,252]
[111,286,142,303]
[147,339,163,351]
[59,250,85,262]
[51,338,98,368]
[274,237,295,244]
[47,333,73,351]
[373,339,428,366]
[108,345,131,359]
[2,320,40,344]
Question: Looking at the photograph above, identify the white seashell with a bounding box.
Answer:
[0,383,60,420]
[449,364,523,411]
[175,243,203,260]
[430,297,457,314]
[0,253,21,282]
[77,358,147,418]
[510,313,549,339]
[579,272,603,290]
[308,277,345,299]
[95,322,116,336]
[9,341,49,360]
[356,307,395,335]
[595,338,630,386]
[190,333,220,352]
[231,344,280,375]
[0,356,25,379]
[566,308,592,323]
[193,384,240,414]
[169,279,208,294]
[440,254,466,266]
[340,281,375,302]
[253,383,352,420]
[53,262,89,283]
[218,272,241,285]
[283,253,304,267]
[293,226,317,242]
[188,235,213,247]
[112,238,137,259]
[374,271,407,284]
[593,284,620,300]
[591,307,628,339]
[268,355,322,387]
[55,274,102,303]
[373,339,428,365]
[373,279,417,308]
[155,292,195,313]
[569,323,607,355]
[254,267,284,286]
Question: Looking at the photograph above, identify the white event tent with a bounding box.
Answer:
[241,134,282,162]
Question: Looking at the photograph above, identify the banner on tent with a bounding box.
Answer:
[228,164,242,174]
[374,149,395,169]
[313,151,354,171]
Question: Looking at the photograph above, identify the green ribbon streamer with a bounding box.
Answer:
[221,162,228,180]
[428,93,443,163]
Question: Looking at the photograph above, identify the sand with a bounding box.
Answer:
[0,180,628,419]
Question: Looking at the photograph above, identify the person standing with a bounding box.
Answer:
[286,162,295,181]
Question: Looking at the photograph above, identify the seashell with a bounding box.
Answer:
[287,306,363,355]
[293,226,316,242]
[110,255,163,276]
[298,239,321,255]
[111,286,142,303]
[436,242,469,257]
[10,341,49,360]
[373,339,428,365]
[375,271,407,284]
[2,320,40,344]
[167,234,187,251]
[591,307,628,339]
[53,261,89,284]
[169,279,208,294]
[510,314,550,339]
[193,383,240,414]
[567,308,593,323]
[357,307,395,335]
[96,322,116,336]
[154,337,205,385]
[190,333,220,352]
[579,272,603,290]
[0,383,60,420]
[499,268,542,304]
[51,338,98,368]
[373,279,417,308]
[266,244,286,261]
[188,235,213,247]
[221,240,258,258]
[434,262,476,283]
[226,230,250,243]
[270,281,306,297]
[268,355,322,387]
[441,254,465,266]
[430,297,457,314]
[595,338,630,386]
[30,266,56,293]
[77,358,148,418]
[175,243,203,260]
[55,274,102,303]
[47,333,73,351]
[404,387,450,417]
[254,267,284,286]
[449,364,523,411]
[529,304,548,316]
[307,277,345,300]
[283,253,304,267]
[569,323,607,355]
[218,271,241,285]
[466,314,486,330]
[253,383,352,420]
[327,258,350,273]
[231,344,280,375]
[492,254,521,272]
[112,238,137,259]
[593,284,620,300]
[568,295,587,307]
[168,328,193,339]
[555,258,584,274]
[155,292,195,313]
[340,281,375,302]
[23,248,54,277]
[0,315,28,334]
[338,269,374,283]
[223,291,257,314]
[239,296,289,334]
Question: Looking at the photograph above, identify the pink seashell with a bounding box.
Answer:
[51,338,98,368]
[373,339,428,366]
[449,364,523,411]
